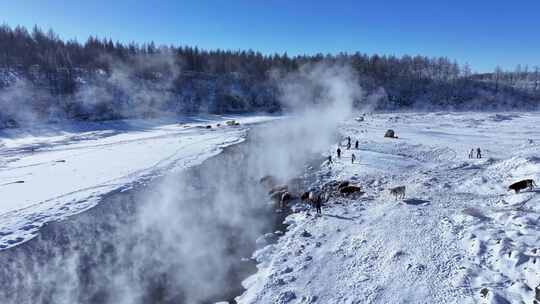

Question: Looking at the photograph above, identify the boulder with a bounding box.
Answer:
[384,129,395,138]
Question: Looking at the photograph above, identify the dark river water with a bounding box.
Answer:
[0,123,322,304]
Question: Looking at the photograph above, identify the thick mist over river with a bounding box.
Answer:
[0,62,360,303]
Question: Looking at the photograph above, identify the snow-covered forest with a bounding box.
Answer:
[1,24,539,128]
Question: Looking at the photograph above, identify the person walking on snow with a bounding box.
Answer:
[328,155,333,164]
[476,147,482,159]
[347,141,351,150]
[355,140,359,149]
[468,149,474,159]
[351,153,356,164]
[315,194,322,214]
[337,147,341,159]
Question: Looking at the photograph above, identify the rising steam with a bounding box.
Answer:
[0,61,363,304]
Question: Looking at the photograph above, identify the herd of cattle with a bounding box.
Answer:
[258,173,535,213]
[260,174,536,212]
[259,175,364,210]
[258,174,413,211]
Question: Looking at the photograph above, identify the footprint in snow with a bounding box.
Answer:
[406,263,426,275]
[357,275,370,282]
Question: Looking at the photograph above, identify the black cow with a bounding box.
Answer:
[509,179,536,193]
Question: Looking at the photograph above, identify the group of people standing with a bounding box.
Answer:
[468,147,482,159]
[329,136,359,164]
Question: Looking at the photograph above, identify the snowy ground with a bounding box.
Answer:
[238,112,540,304]
[0,114,278,250]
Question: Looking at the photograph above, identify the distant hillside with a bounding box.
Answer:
[0,24,539,128]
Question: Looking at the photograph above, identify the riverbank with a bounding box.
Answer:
[0,117,326,304]
[237,112,540,304]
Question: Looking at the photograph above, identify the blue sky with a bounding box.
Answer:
[3,0,539,72]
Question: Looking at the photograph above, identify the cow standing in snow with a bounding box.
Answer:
[509,179,536,193]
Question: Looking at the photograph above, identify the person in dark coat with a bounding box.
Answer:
[328,155,333,164]
[347,142,351,150]
[337,148,341,158]
[315,194,322,214]
[476,148,482,159]
[351,153,356,164]
[355,140,359,149]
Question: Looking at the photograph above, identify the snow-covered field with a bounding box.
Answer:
[0,114,277,250]
[238,112,540,304]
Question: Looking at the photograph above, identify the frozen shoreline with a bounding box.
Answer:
[0,114,279,250]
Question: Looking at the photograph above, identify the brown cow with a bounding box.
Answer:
[270,190,286,203]
[280,191,292,208]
